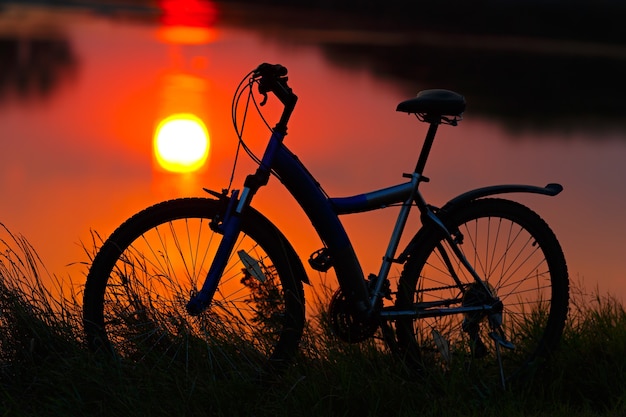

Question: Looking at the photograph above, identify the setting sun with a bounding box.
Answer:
[154,113,209,173]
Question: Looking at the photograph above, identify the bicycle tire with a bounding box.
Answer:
[395,198,569,384]
[83,197,306,373]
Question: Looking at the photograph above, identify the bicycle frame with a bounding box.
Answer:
[186,65,563,321]
[79,62,571,394]
[250,134,562,315]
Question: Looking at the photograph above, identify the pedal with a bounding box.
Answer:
[308,248,332,272]
[432,329,451,364]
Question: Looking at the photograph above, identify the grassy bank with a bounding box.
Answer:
[1,224,625,416]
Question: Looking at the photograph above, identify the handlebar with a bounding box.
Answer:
[253,62,288,79]
[252,63,298,131]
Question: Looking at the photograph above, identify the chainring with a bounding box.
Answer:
[328,288,379,343]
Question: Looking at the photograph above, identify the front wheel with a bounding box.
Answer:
[395,198,569,385]
[83,198,306,374]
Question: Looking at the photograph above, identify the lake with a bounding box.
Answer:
[1,1,626,302]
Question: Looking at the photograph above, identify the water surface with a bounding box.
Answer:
[1,2,625,300]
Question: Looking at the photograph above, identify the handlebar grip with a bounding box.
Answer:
[254,63,288,78]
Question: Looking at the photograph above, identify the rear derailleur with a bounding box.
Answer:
[462,282,515,358]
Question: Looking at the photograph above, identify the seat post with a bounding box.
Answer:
[414,121,439,175]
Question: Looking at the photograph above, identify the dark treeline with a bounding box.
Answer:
[56,0,626,44]
[219,0,626,45]
[0,36,77,104]
[6,0,626,130]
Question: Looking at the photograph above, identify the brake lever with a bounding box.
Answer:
[259,90,268,106]
[255,77,269,106]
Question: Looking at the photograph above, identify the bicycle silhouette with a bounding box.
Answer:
[83,63,568,388]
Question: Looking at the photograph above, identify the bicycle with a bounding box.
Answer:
[82,63,569,387]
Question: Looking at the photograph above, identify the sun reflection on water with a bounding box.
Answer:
[151,0,217,175]
[0,1,625,306]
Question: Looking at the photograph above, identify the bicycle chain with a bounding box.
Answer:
[415,283,469,294]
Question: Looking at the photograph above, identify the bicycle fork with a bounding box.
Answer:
[186,129,285,316]
[185,189,243,316]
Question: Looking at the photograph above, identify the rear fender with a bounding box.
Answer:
[441,183,563,212]
[397,183,562,263]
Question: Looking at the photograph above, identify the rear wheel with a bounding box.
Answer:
[83,198,306,374]
[396,198,569,385]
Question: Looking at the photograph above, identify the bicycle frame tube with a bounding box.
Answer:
[330,181,414,214]
[272,144,423,313]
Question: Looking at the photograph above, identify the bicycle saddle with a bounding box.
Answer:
[396,89,466,117]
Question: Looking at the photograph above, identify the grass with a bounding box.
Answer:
[0,223,625,416]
